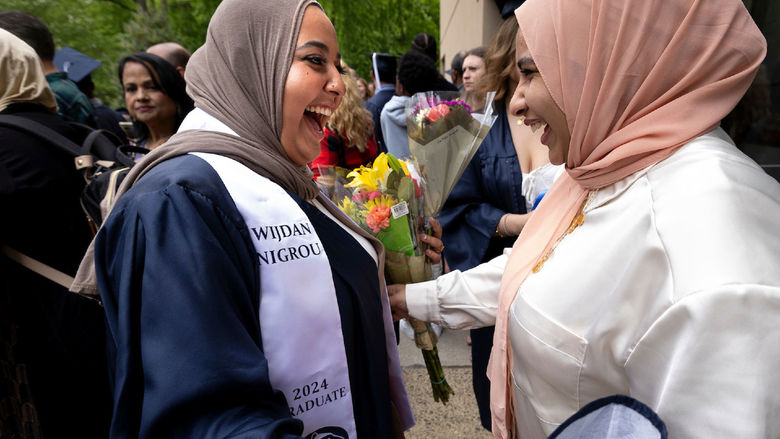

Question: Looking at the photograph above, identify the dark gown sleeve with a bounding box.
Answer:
[438,107,526,272]
[94,158,304,439]
[439,152,507,271]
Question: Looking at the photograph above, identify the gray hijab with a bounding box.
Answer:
[72,0,386,295]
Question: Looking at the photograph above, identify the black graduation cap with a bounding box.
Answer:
[371,52,397,86]
[53,47,101,83]
[493,0,526,18]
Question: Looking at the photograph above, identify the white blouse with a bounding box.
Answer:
[407,128,780,438]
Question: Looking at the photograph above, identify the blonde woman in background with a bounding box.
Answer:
[356,76,372,101]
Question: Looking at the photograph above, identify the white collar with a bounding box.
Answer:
[178,107,239,136]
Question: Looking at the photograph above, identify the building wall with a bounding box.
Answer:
[439,0,503,79]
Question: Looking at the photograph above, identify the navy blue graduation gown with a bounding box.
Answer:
[95,154,394,438]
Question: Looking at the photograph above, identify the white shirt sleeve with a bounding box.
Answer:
[405,249,510,329]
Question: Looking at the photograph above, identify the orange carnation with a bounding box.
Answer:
[366,205,391,233]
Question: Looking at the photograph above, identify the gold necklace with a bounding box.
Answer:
[532,190,596,273]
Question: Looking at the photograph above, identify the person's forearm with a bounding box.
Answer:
[495,212,532,238]
[406,251,509,329]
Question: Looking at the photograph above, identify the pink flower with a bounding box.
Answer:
[352,191,367,202]
[366,205,391,233]
[366,191,381,200]
[426,104,450,123]
[413,179,423,198]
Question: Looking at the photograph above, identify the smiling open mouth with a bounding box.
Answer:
[304,105,332,132]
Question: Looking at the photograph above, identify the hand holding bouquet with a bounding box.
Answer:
[337,153,454,404]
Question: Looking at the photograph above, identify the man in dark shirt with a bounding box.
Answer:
[55,46,129,141]
[409,32,458,93]
[450,50,466,92]
[364,53,397,154]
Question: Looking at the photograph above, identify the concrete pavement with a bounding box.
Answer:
[398,325,493,439]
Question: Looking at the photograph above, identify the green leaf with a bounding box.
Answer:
[386,170,402,193]
[386,153,404,173]
[397,176,414,202]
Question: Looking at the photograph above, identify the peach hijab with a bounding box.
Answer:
[487,0,766,437]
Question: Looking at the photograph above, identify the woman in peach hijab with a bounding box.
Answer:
[390,0,780,437]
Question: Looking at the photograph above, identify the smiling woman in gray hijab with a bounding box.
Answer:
[86,0,419,437]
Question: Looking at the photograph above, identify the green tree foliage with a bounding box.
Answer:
[320,0,440,82]
[1,0,438,107]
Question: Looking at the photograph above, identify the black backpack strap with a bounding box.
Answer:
[78,124,136,168]
[0,114,136,171]
[0,114,82,157]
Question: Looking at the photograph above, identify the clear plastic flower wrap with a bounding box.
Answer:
[335,153,454,404]
[405,91,498,217]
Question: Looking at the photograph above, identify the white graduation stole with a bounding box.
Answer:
[192,153,356,439]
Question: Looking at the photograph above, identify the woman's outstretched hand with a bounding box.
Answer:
[389,218,445,322]
[387,284,408,322]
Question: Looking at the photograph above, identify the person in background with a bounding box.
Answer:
[391,0,779,437]
[410,32,438,63]
[0,29,111,439]
[462,46,486,93]
[72,0,448,436]
[117,52,193,151]
[461,46,488,115]
[0,11,96,127]
[76,74,129,142]
[449,50,466,91]
[54,46,128,142]
[409,32,458,92]
[309,65,378,178]
[356,75,372,101]
[380,50,438,159]
[147,41,191,78]
[364,52,396,153]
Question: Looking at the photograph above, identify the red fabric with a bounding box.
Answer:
[309,126,378,178]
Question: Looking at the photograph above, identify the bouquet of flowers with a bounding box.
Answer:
[333,93,498,403]
[406,91,497,217]
[338,153,454,404]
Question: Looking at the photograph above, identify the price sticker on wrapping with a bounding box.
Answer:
[391,201,409,219]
